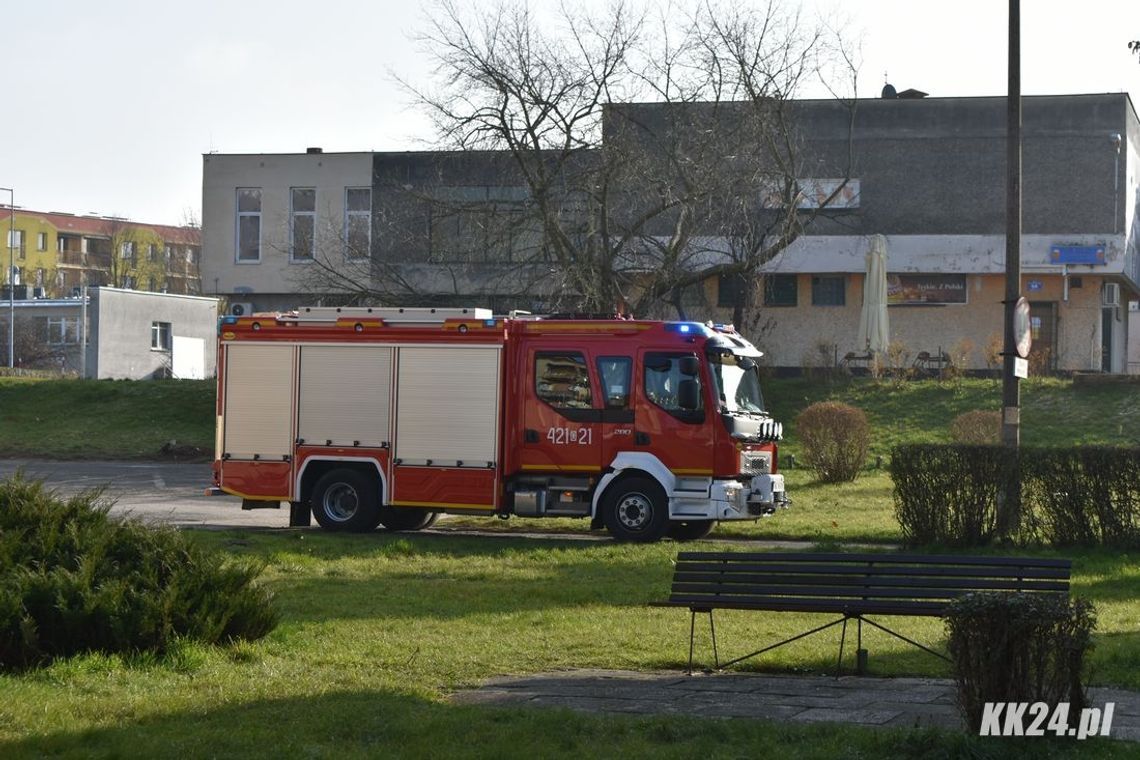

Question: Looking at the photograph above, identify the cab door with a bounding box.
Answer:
[519,349,604,475]
[634,350,715,478]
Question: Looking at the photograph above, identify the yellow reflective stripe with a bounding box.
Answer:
[220,486,290,500]
[390,500,494,511]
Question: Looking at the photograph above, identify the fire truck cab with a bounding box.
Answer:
[212,307,785,542]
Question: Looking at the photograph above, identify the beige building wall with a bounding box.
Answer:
[719,273,1120,373]
[201,152,372,306]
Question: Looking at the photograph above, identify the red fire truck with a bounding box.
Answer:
[211,307,785,542]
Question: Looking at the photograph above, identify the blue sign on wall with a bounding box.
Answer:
[1049,244,1105,265]
[1027,280,1043,292]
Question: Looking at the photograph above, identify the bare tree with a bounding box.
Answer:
[295,0,857,321]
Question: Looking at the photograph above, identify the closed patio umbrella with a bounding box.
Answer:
[856,234,890,355]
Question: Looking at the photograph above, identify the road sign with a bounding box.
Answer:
[1014,297,1032,358]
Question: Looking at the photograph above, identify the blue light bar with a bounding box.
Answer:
[664,322,712,337]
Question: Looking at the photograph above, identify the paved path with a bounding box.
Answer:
[0,458,895,548]
[454,669,1140,741]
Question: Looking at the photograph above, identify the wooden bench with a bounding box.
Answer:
[656,552,1072,674]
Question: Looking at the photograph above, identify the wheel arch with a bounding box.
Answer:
[296,457,387,506]
[591,452,675,520]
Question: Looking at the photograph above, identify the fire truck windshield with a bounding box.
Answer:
[707,351,766,414]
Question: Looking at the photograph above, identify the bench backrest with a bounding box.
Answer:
[669,552,1072,616]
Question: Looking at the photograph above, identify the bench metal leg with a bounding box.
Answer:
[836,616,849,677]
[860,616,952,664]
[716,616,848,671]
[687,609,720,674]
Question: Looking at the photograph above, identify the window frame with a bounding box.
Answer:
[763,274,798,307]
[45,316,80,346]
[289,187,316,263]
[344,187,371,260]
[151,321,172,352]
[717,272,747,309]
[534,351,594,412]
[811,275,846,307]
[642,351,705,424]
[235,187,262,263]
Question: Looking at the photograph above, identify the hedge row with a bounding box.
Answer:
[891,444,1140,547]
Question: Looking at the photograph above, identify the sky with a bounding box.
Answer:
[2,0,1138,226]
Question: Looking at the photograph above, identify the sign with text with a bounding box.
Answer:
[887,274,968,305]
[1049,244,1105,265]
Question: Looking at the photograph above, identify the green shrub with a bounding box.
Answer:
[949,409,1001,445]
[1023,447,1140,548]
[794,401,870,483]
[890,444,1019,546]
[945,593,1096,732]
[892,444,1140,548]
[0,475,277,670]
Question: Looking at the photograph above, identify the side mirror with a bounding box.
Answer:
[678,379,700,410]
[678,355,700,376]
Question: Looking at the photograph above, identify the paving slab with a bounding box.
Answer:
[453,668,1140,742]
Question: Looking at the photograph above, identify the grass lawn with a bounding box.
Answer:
[0,374,1136,462]
[2,375,1138,756]
[1,531,1135,758]
[0,377,215,459]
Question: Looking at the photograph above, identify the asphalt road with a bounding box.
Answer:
[0,458,282,529]
[0,459,866,548]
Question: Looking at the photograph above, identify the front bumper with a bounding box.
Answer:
[697,474,787,521]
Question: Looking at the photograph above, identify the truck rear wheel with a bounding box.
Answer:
[601,475,669,542]
[667,520,715,541]
[311,469,382,532]
[379,507,439,532]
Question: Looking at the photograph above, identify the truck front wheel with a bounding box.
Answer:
[311,469,382,532]
[601,475,669,542]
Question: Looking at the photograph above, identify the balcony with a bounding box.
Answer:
[57,250,86,267]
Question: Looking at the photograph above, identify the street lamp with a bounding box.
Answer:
[2,187,13,369]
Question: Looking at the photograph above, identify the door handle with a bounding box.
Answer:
[525,429,540,443]
[635,432,650,445]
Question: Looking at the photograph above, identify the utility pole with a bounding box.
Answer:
[3,187,13,369]
[1002,0,1022,447]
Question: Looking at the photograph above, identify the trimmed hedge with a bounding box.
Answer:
[0,475,278,670]
[892,444,1140,547]
[945,593,1096,732]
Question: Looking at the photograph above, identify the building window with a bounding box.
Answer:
[290,187,316,262]
[345,188,371,259]
[811,275,846,306]
[7,229,24,258]
[764,274,798,307]
[120,240,135,258]
[151,321,172,351]
[147,243,158,261]
[717,272,747,308]
[46,317,80,345]
[236,188,261,262]
[37,232,47,251]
